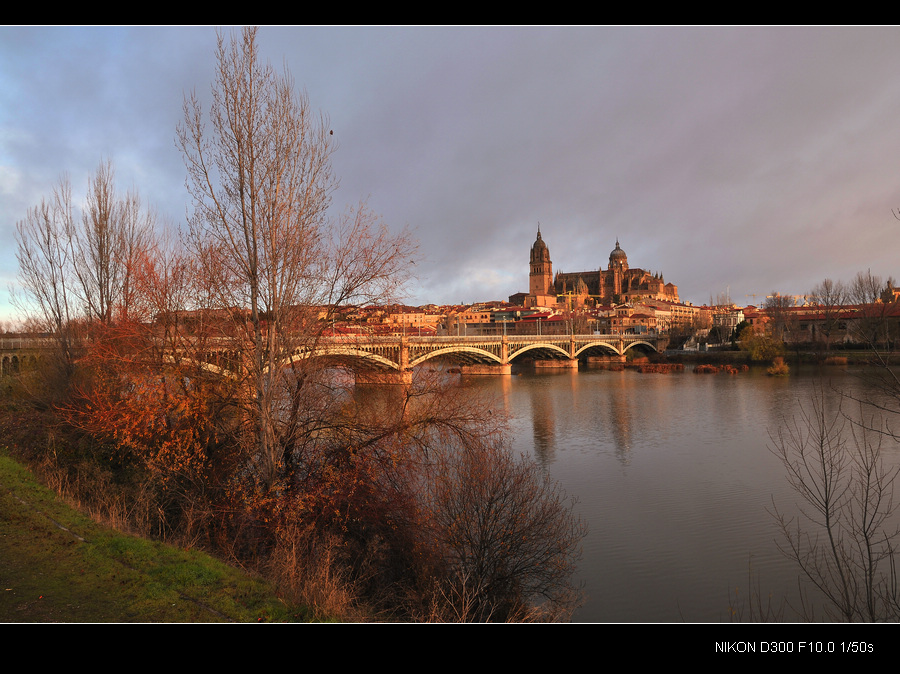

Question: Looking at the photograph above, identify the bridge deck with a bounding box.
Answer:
[0,333,665,378]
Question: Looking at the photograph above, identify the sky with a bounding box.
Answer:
[3,26,900,322]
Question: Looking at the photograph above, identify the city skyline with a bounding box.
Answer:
[3,26,900,321]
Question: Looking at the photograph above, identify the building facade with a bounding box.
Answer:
[518,227,679,309]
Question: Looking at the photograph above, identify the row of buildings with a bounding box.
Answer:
[327,300,711,338]
[327,298,900,351]
[327,228,717,338]
[322,226,899,349]
[742,302,900,348]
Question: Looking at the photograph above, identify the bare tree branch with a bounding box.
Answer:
[177,27,415,490]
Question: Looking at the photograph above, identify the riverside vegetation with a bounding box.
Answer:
[0,450,308,622]
[7,27,585,623]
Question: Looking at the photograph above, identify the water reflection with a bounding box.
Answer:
[461,363,900,622]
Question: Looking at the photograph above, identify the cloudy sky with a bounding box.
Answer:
[3,26,900,321]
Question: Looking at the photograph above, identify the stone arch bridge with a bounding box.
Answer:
[296,333,666,383]
[0,333,667,383]
[0,337,53,377]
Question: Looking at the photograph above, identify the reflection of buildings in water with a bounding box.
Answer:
[526,369,642,467]
[604,371,688,466]
[529,379,557,465]
[604,372,634,465]
[494,373,514,426]
[527,369,582,466]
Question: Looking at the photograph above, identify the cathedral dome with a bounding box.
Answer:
[609,239,627,266]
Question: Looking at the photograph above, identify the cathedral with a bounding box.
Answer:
[521,226,678,309]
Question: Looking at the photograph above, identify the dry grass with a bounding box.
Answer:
[266,529,364,622]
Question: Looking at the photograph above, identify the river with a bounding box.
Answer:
[457,361,900,622]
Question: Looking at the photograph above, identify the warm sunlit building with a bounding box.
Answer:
[514,226,679,310]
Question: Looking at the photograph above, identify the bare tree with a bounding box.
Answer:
[846,270,899,352]
[15,161,154,330]
[766,269,900,622]
[178,27,415,490]
[421,441,586,621]
[764,292,797,344]
[849,269,884,306]
[74,159,153,325]
[808,278,848,352]
[770,389,900,621]
[14,176,78,375]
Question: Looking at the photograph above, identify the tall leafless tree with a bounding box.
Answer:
[74,159,153,325]
[846,270,899,352]
[808,278,848,351]
[14,176,78,376]
[15,161,154,330]
[177,27,415,490]
[764,292,797,344]
[15,163,152,358]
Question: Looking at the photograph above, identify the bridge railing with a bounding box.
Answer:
[0,337,57,350]
[318,334,647,344]
[0,334,653,351]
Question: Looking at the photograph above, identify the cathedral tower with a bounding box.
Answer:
[528,226,555,307]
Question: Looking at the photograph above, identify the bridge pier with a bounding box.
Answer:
[533,359,579,369]
[459,364,512,376]
[355,369,413,386]
[586,354,626,365]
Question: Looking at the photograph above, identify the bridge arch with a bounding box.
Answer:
[507,342,572,361]
[284,347,402,372]
[622,340,659,355]
[572,341,624,358]
[2,355,17,377]
[409,346,503,368]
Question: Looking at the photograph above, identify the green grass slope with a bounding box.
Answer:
[0,451,314,623]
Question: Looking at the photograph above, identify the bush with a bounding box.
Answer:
[418,442,586,622]
[739,328,785,362]
[767,357,789,376]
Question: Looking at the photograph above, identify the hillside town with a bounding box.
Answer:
[315,228,900,354]
[317,292,900,350]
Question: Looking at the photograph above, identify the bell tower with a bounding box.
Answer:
[528,225,555,307]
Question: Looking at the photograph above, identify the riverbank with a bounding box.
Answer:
[658,348,883,366]
[0,450,316,623]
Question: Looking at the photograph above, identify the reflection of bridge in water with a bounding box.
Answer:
[0,333,667,383]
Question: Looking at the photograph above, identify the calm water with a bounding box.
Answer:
[460,363,900,623]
